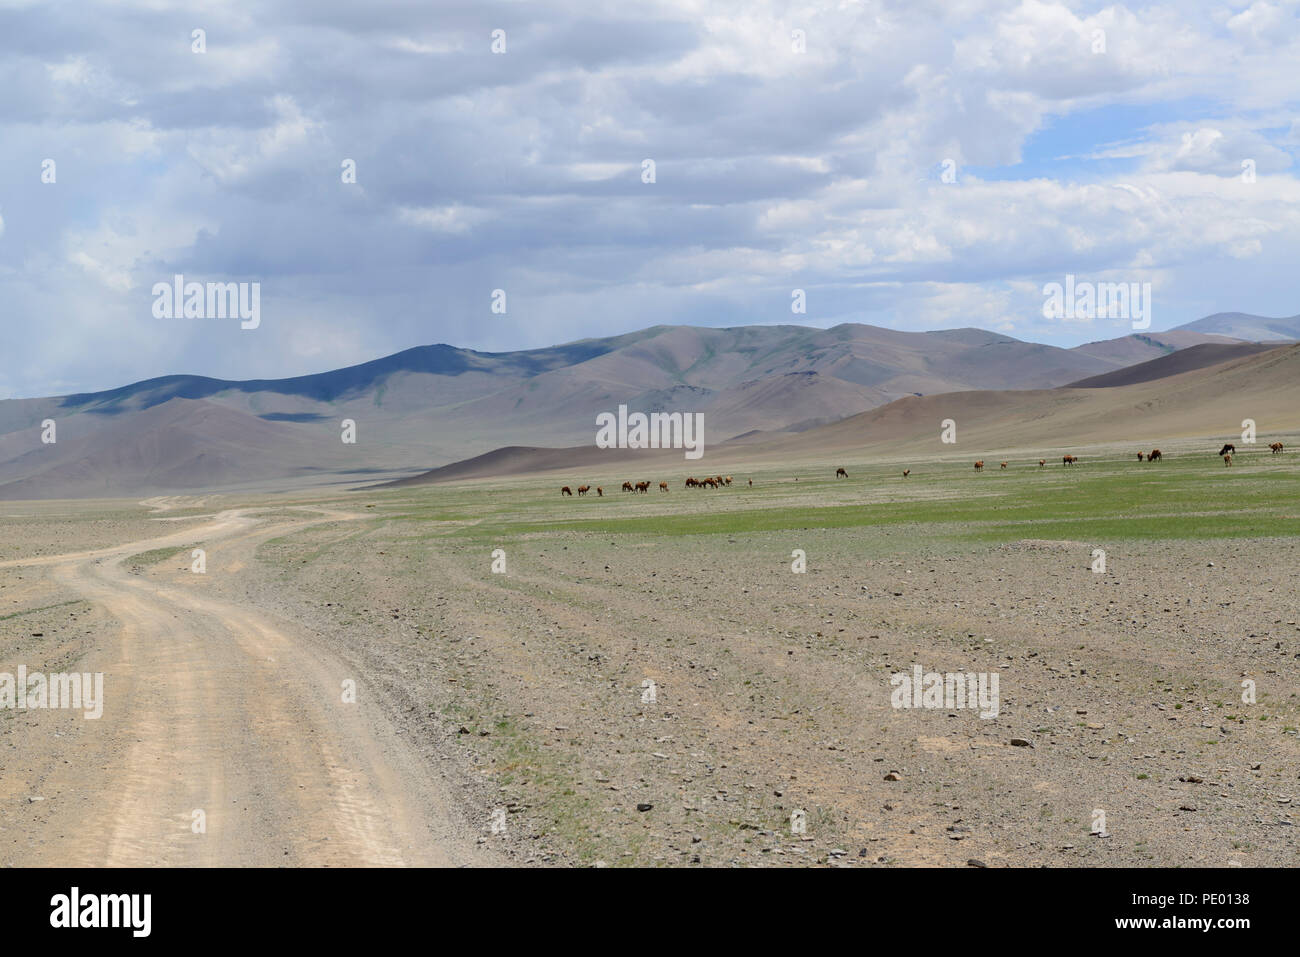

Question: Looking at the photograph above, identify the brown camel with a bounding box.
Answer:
[1063,455,1078,466]
[622,481,634,492]
[836,467,848,478]
[577,485,590,496]
[635,481,650,493]
[659,481,669,492]
[596,487,603,496]
[1271,442,1284,454]
[1038,459,1046,467]
[561,486,572,496]
[1218,443,1235,457]
[974,461,984,472]
[1136,452,1144,462]
[902,469,910,478]
[1000,462,1008,470]
[1223,453,1233,466]
[1149,449,1162,462]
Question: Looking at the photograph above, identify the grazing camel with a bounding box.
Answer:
[748,478,752,487]
[596,487,603,496]
[1136,452,1145,462]
[622,481,634,492]
[1062,455,1078,466]
[1271,442,1285,454]
[635,481,650,493]
[684,477,698,488]
[724,476,733,486]
[577,485,590,496]
[1218,443,1236,457]
[1000,462,1008,470]
[1223,453,1233,467]
[902,469,910,478]
[1039,459,1046,468]
[701,477,718,488]
[836,467,848,478]
[561,486,573,496]
[1149,449,1162,462]
[974,460,984,472]
[659,481,669,493]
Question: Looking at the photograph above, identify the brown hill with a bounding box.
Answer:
[1069,330,1243,367]
[389,343,1300,484]
[1065,342,1278,388]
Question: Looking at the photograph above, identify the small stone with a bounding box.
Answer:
[1009,738,1033,748]
[636,803,654,812]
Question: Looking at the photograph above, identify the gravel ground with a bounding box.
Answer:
[226,512,1300,867]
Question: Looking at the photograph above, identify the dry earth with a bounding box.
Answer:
[1,440,1297,867]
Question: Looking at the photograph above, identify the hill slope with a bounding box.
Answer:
[1065,342,1277,388]
[1170,312,1300,341]
[388,344,1300,484]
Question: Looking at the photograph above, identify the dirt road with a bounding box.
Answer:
[0,507,479,867]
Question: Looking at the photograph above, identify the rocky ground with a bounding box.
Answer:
[226,506,1300,866]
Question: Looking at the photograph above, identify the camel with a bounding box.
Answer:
[577,485,590,496]
[1000,462,1008,470]
[684,477,698,488]
[724,476,733,486]
[622,481,634,492]
[596,487,603,496]
[1149,449,1162,462]
[1063,455,1078,466]
[836,467,848,478]
[748,479,752,487]
[701,478,718,488]
[1271,442,1285,454]
[902,469,910,478]
[1218,443,1236,457]
[561,486,572,496]
[1038,459,1046,468]
[659,481,669,492]
[1136,452,1144,462]
[1223,453,1233,467]
[635,481,650,493]
[974,461,984,472]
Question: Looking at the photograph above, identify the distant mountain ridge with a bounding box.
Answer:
[1171,312,1300,341]
[0,314,1292,498]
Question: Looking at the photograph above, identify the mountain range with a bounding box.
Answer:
[0,311,1294,498]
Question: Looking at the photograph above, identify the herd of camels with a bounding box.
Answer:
[560,475,741,496]
[560,442,1286,495]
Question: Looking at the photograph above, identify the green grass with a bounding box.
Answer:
[124,545,193,567]
[409,457,1300,545]
[0,599,85,623]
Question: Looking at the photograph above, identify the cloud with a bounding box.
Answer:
[1,0,1299,396]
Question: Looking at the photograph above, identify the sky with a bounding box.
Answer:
[0,0,1298,398]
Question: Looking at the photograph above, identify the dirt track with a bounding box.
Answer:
[0,506,481,867]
